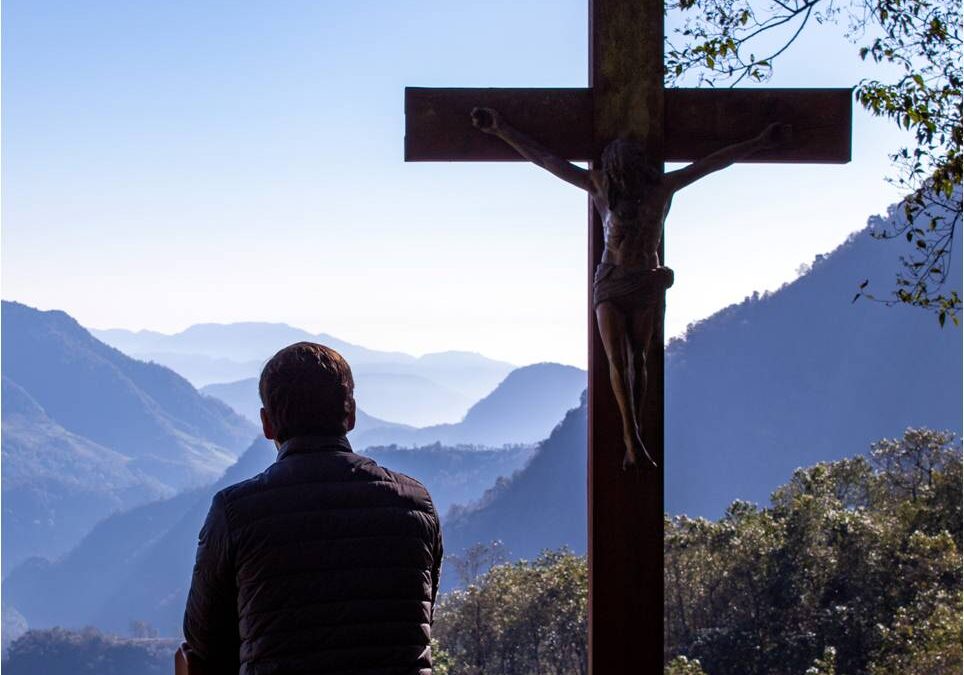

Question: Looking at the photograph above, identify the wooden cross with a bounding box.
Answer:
[404,1,851,671]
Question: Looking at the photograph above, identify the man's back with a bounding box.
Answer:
[184,435,443,675]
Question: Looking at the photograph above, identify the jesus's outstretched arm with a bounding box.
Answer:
[472,107,593,192]
[666,123,791,192]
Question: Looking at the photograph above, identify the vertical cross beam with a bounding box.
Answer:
[588,1,664,672]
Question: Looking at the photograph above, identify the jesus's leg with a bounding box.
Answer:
[629,304,658,468]
[595,302,644,469]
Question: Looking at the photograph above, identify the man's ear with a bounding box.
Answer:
[345,399,356,433]
[260,408,276,441]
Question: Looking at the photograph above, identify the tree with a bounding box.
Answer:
[666,0,962,325]
[3,627,176,674]
[664,428,962,674]
[432,430,961,673]
[433,550,588,675]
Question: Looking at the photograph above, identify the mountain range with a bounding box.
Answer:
[1,301,257,572]
[93,323,516,426]
[423,209,963,585]
[440,393,588,590]
[664,206,962,516]
[3,434,538,635]
[203,363,587,450]
[199,378,414,443]
[0,300,576,583]
[4,200,962,638]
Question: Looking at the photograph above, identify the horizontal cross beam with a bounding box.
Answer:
[405,87,852,163]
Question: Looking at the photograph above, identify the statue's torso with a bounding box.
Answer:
[591,175,671,269]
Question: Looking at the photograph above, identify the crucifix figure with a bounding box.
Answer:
[404,0,851,670]
[471,107,790,469]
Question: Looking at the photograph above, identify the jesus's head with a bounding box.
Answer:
[602,138,660,209]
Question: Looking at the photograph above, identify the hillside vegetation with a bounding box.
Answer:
[431,429,962,675]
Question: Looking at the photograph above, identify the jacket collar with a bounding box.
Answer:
[277,434,353,461]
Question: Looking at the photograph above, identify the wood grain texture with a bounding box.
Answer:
[588,0,665,673]
[404,87,852,163]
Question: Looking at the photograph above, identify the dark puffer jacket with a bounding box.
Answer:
[184,435,443,675]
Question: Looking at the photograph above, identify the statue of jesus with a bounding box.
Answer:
[472,106,790,469]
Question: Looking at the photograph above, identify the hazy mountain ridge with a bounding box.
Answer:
[440,393,588,591]
[3,434,535,634]
[93,322,515,425]
[93,322,412,365]
[200,363,586,451]
[3,361,569,633]
[1,301,258,572]
[440,212,962,579]
[362,444,535,515]
[1,377,173,573]
[352,363,586,448]
[664,212,963,516]
[7,203,961,637]
[198,379,413,441]
[3,302,256,486]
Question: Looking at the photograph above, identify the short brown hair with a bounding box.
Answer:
[258,342,355,443]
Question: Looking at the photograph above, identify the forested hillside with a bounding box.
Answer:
[431,429,962,675]
[665,215,962,516]
[440,393,588,590]
[3,438,534,634]
[1,302,257,572]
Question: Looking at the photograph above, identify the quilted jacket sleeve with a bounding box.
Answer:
[430,509,443,620]
[183,492,241,675]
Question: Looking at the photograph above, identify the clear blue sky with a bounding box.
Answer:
[2,0,910,366]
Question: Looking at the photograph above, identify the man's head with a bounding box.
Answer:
[258,342,356,445]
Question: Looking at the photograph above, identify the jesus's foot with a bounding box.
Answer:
[622,436,658,471]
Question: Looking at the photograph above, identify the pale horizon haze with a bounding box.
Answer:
[2,0,912,367]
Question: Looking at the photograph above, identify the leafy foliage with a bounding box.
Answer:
[666,0,963,322]
[433,429,961,674]
[2,627,176,674]
[665,428,962,673]
[433,550,588,675]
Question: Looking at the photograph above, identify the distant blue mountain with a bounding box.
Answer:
[201,363,585,448]
[440,393,588,591]
[93,322,412,365]
[2,302,256,487]
[198,378,413,440]
[1,377,172,574]
[92,323,516,425]
[1,301,258,571]
[7,201,961,635]
[4,435,534,634]
[353,363,587,448]
[664,209,962,516]
[438,210,963,579]
[200,371,474,429]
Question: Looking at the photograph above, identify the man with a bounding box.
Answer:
[182,342,443,674]
[472,106,789,469]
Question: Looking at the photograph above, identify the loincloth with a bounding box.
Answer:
[593,263,675,308]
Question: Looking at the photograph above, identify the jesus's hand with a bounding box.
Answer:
[760,123,792,149]
[471,107,502,134]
